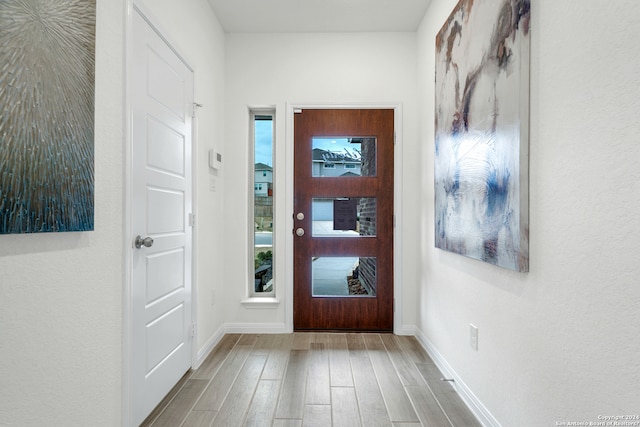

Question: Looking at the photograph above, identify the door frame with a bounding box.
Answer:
[122,2,198,425]
[284,103,405,334]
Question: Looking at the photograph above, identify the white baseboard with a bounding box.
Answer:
[395,324,417,336]
[193,322,288,370]
[222,322,289,334]
[414,328,501,427]
[194,324,226,369]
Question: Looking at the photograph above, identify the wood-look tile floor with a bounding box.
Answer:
[142,333,481,427]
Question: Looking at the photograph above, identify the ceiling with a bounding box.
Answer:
[207,0,432,33]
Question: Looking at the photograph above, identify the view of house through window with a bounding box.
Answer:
[252,112,274,295]
[311,137,376,177]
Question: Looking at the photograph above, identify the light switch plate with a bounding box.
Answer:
[470,324,479,351]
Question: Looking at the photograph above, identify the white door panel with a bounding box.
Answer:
[143,289,185,328]
[147,117,185,175]
[146,48,187,120]
[146,187,185,233]
[132,8,193,426]
[146,304,186,369]
[146,250,185,301]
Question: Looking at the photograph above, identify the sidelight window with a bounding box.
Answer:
[250,110,275,296]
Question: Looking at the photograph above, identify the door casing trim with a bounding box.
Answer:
[284,103,404,334]
[123,2,197,425]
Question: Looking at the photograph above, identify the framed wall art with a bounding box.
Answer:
[434,0,531,271]
[0,0,95,234]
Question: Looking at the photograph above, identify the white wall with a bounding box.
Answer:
[0,1,125,425]
[0,1,226,425]
[417,1,640,425]
[222,33,420,331]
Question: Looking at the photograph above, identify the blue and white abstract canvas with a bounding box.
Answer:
[434,0,530,271]
[0,0,95,233]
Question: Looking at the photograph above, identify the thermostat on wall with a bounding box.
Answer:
[209,148,222,170]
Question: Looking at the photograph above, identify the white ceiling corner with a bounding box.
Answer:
[207,0,432,33]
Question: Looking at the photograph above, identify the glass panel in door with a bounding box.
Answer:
[311,197,376,237]
[312,137,376,177]
[312,256,377,297]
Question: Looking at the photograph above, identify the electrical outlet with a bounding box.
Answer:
[470,324,479,351]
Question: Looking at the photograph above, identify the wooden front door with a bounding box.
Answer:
[293,109,394,331]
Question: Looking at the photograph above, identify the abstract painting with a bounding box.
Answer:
[434,0,530,271]
[0,0,95,234]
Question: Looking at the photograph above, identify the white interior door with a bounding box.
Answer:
[131,8,193,425]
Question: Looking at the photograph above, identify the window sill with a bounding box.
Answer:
[240,297,280,309]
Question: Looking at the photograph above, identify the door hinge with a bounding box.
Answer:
[189,213,195,227]
[393,214,396,228]
[192,102,203,118]
[394,131,396,145]
[191,321,196,337]
[294,108,303,114]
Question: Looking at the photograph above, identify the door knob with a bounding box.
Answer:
[295,228,305,237]
[135,235,154,249]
